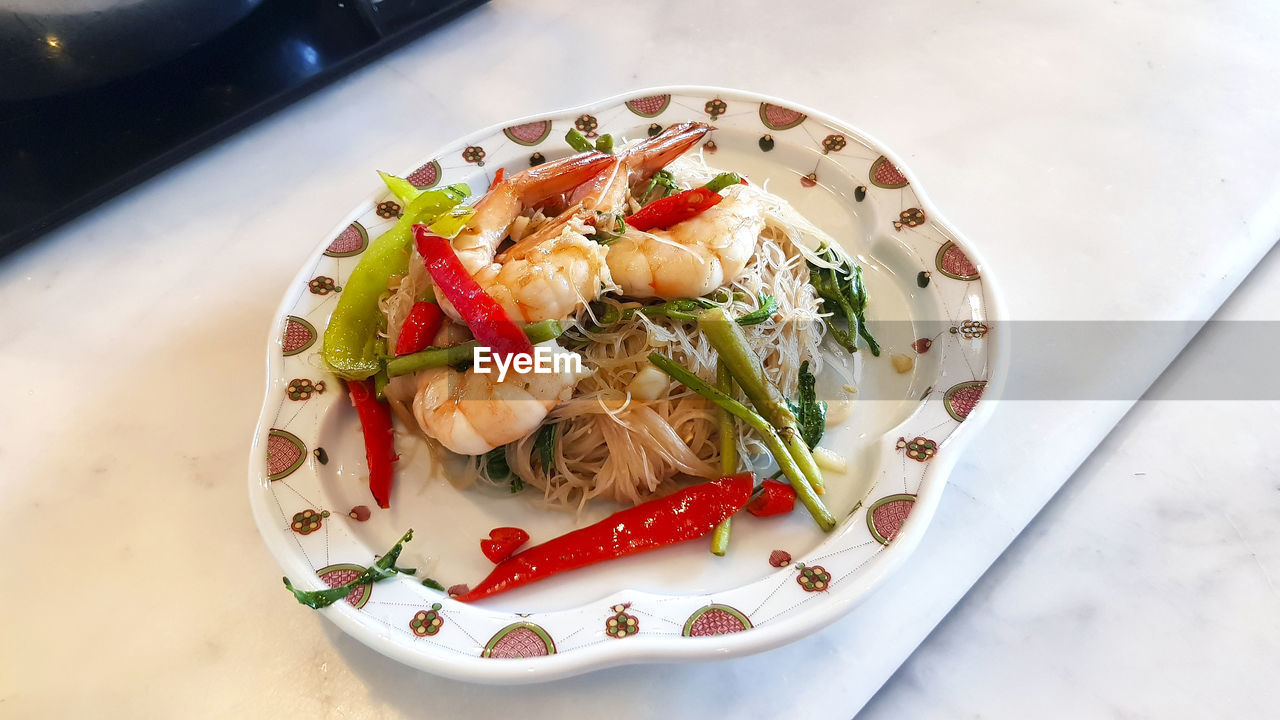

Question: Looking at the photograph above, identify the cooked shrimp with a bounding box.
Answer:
[606,184,765,299]
[480,211,615,322]
[569,121,713,214]
[411,341,591,455]
[451,151,611,273]
[435,123,711,321]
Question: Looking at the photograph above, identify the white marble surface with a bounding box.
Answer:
[2,0,1279,716]
[862,244,1280,718]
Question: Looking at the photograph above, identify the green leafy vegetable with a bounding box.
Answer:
[565,128,595,153]
[807,245,881,356]
[640,169,680,205]
[533,423,557,471]
[733,293,778,326]
[588,212,627,245]
[704,172,742,193]
[793,361,826,448]
[283,530,416,608]
[421,578,446,592]
[479,446,525,494]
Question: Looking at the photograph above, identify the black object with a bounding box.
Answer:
[0,0,266,101]
[0,0,486,259]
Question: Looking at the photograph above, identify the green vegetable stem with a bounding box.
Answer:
[710,360,738,555]
[703,172,742,193]
[283,529,418,608]
[565,129,595,153]
[384,320,564,377]
[698,307,826,495]
[648,353,834,532]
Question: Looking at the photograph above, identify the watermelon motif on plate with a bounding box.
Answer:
[758,103,807,130]
[682,605,752,636]
[323,222,368,258]
[868,494,916,545]
[869,156,909,189]
[944,380,986,422]
[317,564,372,608]
[503,121,552,146]
[483,623,556,658]
[625,94,671,118]
[405,160,441,188]
[281,316,316,356]
[935,240,980,280]
[266,429,306,481]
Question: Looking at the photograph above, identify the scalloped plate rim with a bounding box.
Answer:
[248,85,1009,683]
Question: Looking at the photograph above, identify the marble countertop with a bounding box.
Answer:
[2,0,1277,716]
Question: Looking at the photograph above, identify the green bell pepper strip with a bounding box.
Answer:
[321,183,469,380]
[378,171,424,205]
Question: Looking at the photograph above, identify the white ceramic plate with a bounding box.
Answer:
[248,87,1005,683]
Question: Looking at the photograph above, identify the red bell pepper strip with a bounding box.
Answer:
[480,527,530,564]
[746,479,796,518]
[455,473,754,602]
[347,379,398,508]
[393,301,444,357]
[413,225,534,361]
[488,167,505,191]
[626,187,723,232]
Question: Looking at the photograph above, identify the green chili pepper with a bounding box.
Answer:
[321,183,469,380]
[595,134,614,154]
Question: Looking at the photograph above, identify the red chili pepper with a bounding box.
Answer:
[413,225,534,361]
[455,473,754,602]
[746,479,796,518]
[626,187,723,232]
[488,167,505,191]
[480,527,530,564]
[347,379,398,509]
[393,301,444,356]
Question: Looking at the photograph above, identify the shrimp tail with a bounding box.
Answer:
[511,151,614,203]
[453,151,612,272]
[625,121,714,184]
